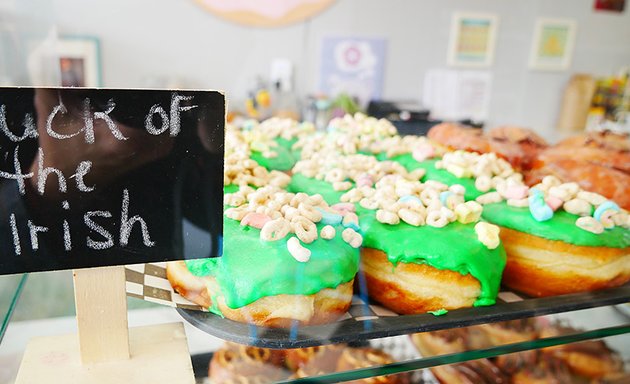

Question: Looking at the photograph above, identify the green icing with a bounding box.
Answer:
[275,137,297,150]
[224,184,240,194]
[187,218,359,309]
[250,145,296,171]
[288,173,346,204]
[482,202,630,248]
[428,309,448,316]
[357,207,506,307]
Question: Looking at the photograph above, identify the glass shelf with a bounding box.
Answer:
[276,325,630,383]
[0,274,27,344]
[2,273,629,384]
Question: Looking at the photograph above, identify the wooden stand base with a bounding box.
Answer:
[15,323,195,384]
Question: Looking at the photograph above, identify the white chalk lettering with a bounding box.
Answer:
[46,102,81,140]
[120,189,154,247]
[36,147,67,195]
[27,220,48,250]
[90,98,127,142]
[62,200,71,251]
[10,213,21,256]
[0,146,33,195]
[0,105,38,142]
[145,104,169,135]
[85,211,114,250]
[74,161,94,192]
[169,93,197,136]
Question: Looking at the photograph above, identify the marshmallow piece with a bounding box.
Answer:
[287,237,311,262]
[502,185,529,200]
[507,198,529,208]
[342,212,360,231]
[240,212,272,229]
[576,216,604,234]
[320,225,336,240]
[475,222,501,249]
[545,196,564,211]
[529,195,553,222]
[331,203,356,214]
[455,201,483,224]
[449,184,466,196]
[317,208,343,226]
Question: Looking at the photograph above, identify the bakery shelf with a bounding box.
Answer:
[178,283,630,349]
[0,274,27,344]
[275,325,630,383]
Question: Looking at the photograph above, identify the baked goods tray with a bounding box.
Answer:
[177,283,630,349]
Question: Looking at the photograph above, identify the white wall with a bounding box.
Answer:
[8,0,630,137]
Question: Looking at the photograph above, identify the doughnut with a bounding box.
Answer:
[481,181,630,296]
[285,345,344,373]
[539,325,624,379]
[411,330,510,384]
[526,131,630,210]
[290,151,506,313]
[427,123,491,154]
[488,125,548,170]
[167,260,354,327]
[208,343,290,383]
[336,347,410,384]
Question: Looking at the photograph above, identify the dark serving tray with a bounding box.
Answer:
[178,284,630,349]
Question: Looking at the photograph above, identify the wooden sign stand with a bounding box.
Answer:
[15,266,195,384]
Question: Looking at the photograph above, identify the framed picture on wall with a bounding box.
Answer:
[57,36,102,87]
[529,18,577,71]
[447,13,499,67]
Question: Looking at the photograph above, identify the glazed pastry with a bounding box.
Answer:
[411,330,510,384]
[467,319,539,350]
[209,343,290,384]
[480,175,630,297]
[510,354,577,384]
[427,123,491,154]
[168,184,361,327]
[285,345,345,373]
[526,131,630,210]
[353,173,506,313]
[488,125,548,170]
[336,347,409,384]
[168,154,361,327]
[539,325,624,379]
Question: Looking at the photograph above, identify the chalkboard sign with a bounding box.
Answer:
[0,88,224,275]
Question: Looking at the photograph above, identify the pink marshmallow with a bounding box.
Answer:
[240,212,271,229]
[412,144,435,162]
[332,203,355,214]
[504,185,529,200]
[545,196,564,211]
[356,174,373,188]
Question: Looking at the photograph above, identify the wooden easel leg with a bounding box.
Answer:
[73,266,130,363]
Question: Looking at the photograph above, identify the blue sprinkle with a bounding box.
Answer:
[529,188,543,197]
[440,191,453,206]
[317,208,342,226]
[399,195,422,205]
[342,218,360,231]
[529,199,553,222]
[594,201,620,222]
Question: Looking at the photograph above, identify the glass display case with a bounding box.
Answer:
[1,272,629,383]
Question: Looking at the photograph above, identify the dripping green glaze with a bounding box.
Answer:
[357,206,506,307]
[186,217,359,309]
[482,202,630,248]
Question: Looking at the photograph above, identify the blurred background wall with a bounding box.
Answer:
[2,0,629,136]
